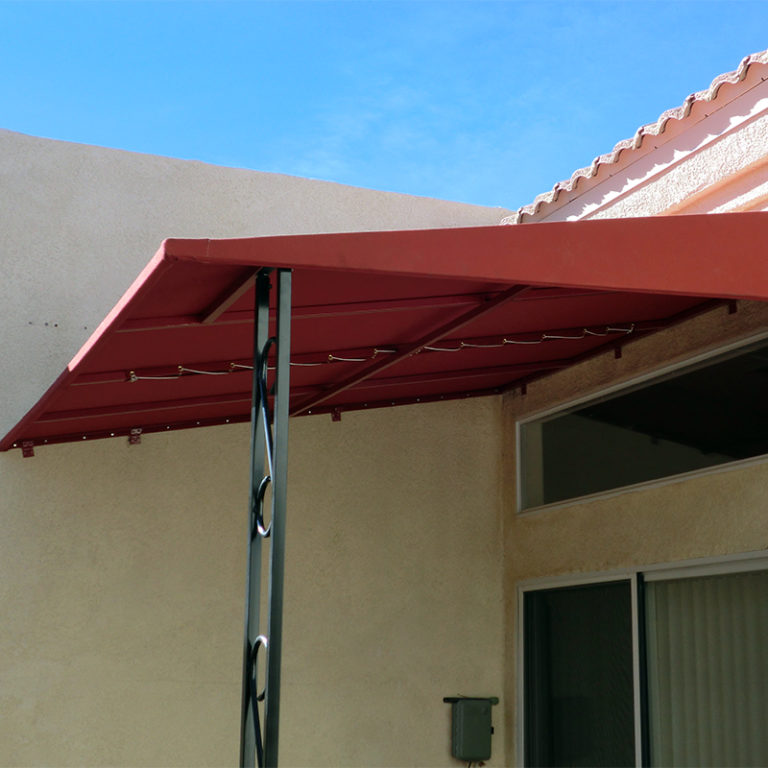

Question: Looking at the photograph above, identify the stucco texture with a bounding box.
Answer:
[0,397,505,767]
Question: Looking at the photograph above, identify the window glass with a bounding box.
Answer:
[520,341,768,509]
[524,581,635,767]
[522,566,768,767]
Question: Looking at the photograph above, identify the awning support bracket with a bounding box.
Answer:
[240,268,292,768]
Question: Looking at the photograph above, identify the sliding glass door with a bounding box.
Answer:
[522,564,768,767]
[524,581,635,767]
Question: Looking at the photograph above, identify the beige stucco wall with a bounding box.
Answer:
[502,301,768,762]
[0,398,506,767]
[0,130,513,766]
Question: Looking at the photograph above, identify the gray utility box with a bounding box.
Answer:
[444,696,498,762]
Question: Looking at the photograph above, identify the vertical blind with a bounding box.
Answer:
[645,571,768,767]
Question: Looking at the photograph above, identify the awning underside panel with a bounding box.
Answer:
[5,213,767,450]
[3,266,711,448]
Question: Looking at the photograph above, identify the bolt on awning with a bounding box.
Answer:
[3,211,768,452]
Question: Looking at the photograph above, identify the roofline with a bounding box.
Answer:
[164,212,768,300]
[508,49,768,224]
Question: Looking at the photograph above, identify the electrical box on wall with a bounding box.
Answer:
[443,696,499,763]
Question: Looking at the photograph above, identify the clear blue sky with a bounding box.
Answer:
[2,1,767,210]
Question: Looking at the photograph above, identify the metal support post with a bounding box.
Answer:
[240,268,292,768]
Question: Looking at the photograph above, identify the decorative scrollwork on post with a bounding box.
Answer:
[241,269,292,768]
[252,336,276,541]
[246,335,276,767]
[247,634,269,766]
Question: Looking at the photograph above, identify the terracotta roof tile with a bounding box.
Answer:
[505,49,768,224]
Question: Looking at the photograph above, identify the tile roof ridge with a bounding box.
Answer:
[504,49,768,225]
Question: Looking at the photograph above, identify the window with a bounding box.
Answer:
[520,558,768,767]
[519,337,768,510]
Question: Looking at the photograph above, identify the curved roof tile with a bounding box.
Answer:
[505,49,768,224]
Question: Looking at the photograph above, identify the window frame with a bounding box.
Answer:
[515,330,768,514]
[515,550,768,768]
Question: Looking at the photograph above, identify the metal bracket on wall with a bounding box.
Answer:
[240,268,292,768]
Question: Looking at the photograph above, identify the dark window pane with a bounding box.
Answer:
[525,581,635,767]
[521,341,768,508]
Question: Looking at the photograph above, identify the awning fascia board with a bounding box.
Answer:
[163,212,768,301]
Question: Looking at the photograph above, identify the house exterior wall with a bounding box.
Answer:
[502,300,768,761]
[0,130,512,766]
[1,398,506,767]
[503,60,768,764]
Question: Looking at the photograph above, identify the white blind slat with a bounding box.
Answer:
[646,571,768,767]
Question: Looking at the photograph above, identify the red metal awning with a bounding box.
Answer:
[4,212,768,451]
